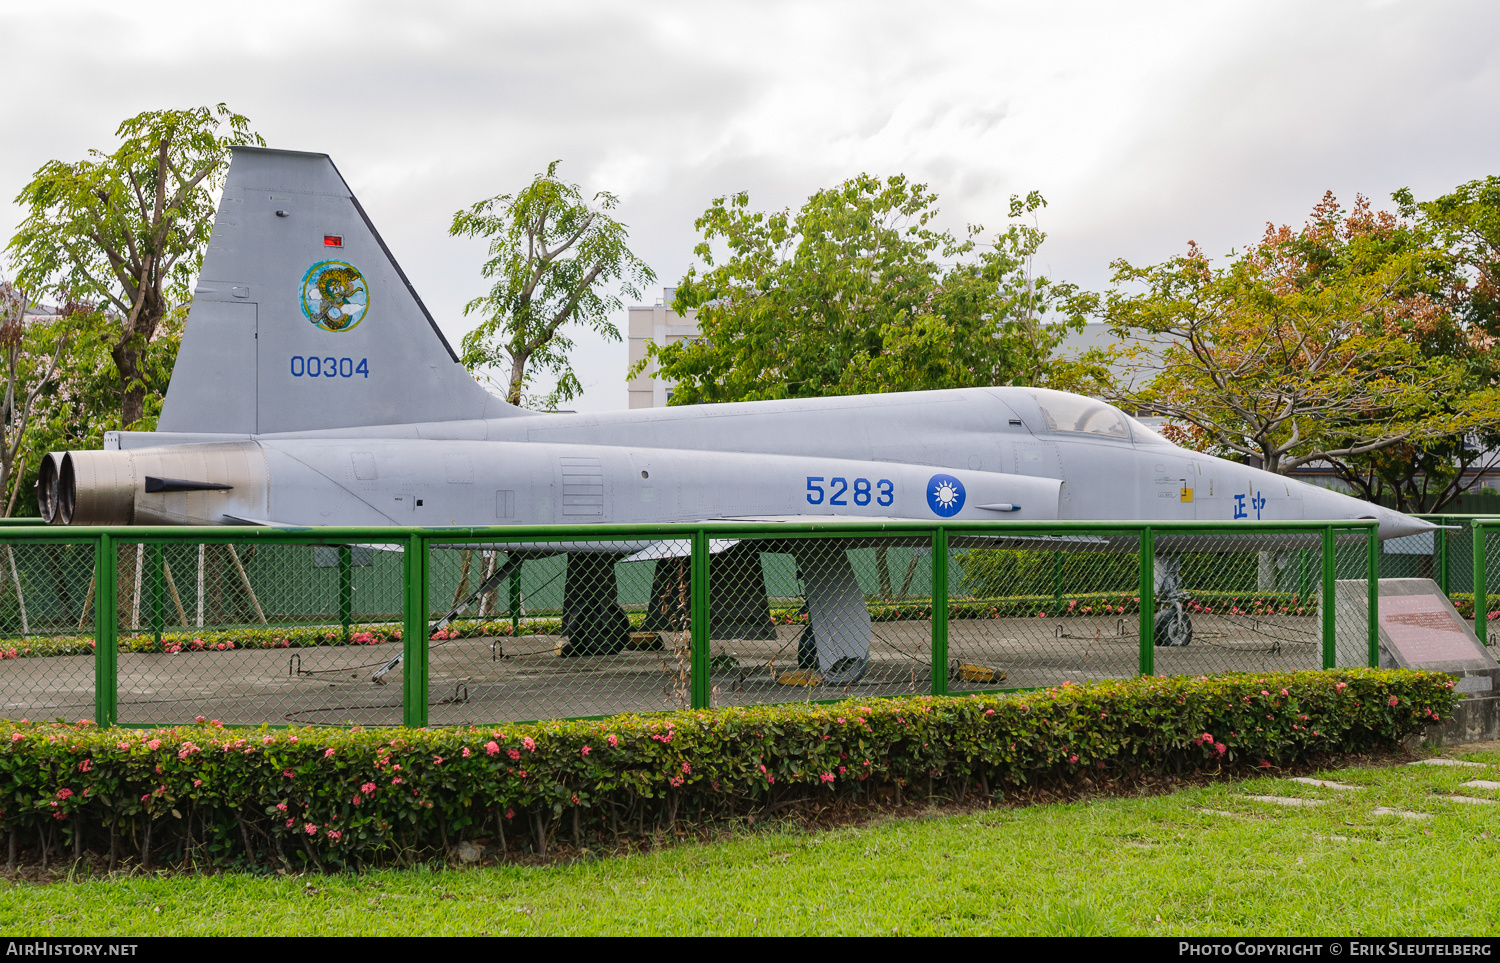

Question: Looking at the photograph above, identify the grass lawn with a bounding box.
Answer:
[4,745,1499,936]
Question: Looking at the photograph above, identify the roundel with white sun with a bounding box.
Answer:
[926,473,966,517]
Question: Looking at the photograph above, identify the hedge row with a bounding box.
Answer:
[0,669,1456,870]
[0,616,575,661]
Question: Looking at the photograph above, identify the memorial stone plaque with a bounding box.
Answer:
[1335,578,1499,689]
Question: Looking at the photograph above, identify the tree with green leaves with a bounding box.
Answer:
[0,282,70,516]
[452,161,656,410]
[1103,192,1498,509]
[1396,175,1500,337]
[6,104,260,429]
[639,177,1089,404]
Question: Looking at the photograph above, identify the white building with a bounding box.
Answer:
[626,287,699,409]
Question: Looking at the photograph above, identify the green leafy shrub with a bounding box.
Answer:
[0,669,1455,869]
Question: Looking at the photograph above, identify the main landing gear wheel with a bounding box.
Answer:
[1153,608,1193,647]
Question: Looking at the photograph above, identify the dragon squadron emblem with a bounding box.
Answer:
[300,260,370,332]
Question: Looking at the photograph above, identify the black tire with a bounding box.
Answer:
[1153,608,1193,647]
[559,602,630,657]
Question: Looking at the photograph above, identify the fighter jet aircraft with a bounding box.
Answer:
[34,147,1433,681]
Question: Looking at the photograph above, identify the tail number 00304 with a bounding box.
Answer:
[290,357,369,378]
[805,476,894,506]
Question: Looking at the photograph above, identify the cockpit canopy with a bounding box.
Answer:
[1019,388,1175,446]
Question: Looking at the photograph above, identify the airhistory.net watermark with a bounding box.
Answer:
[5,944,138,957]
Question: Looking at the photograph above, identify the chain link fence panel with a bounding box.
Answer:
[423,538,701,724]
[0,541,97,722]
[113,539,406,727]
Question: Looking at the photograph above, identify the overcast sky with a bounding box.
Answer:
[3,0,1496,411]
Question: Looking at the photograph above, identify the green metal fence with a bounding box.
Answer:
[0,520,1382,728]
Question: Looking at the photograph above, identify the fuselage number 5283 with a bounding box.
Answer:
[806,476,894,507]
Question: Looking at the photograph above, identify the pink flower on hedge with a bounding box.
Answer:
[681,762,691,774]
[324,747,336,758]
[327,830,341,841]
[507,749,520,761]
[432,756,444,765]
[195,715,206,723]
[361,782,376,794]
[10,733,20,743]
[505,808,515,819]
[581,746,591,756]
[484,741,499,756]
[607,734,618,747]
[193,779,202,788]
[56,788,72,800]
[78,759,92,772]
[147,739,161,750]
[820,772,835,783]
[522,737,536,752]
[1068,755,1078,763]
[283,769,295,779]
[462,747,471,758]
[305,823,317,835]
[1389,696,1399,706]
[1215,743,1226,755]
[392,776,403,785]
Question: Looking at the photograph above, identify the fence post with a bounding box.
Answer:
[1051,550,1063,616]
[1367,523,1380,668]
[689,528,710,709]
[149,543,164,645]
[338,546,353,642]
[932,527,949,695]
[402,532,429,727]
[1138,528,1154,677]
[94,534,117,727]
[1321,526,1336,669]
[508,569,522,636]
[1436,520,1449,597]
[1475,521,1489,647]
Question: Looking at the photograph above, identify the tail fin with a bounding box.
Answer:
[158,146,517,435]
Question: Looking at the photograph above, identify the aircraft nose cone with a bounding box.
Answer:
[1368,506,1438,541]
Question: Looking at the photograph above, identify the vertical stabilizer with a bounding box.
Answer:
[159,147,518,435]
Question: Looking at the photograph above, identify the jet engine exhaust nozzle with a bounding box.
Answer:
[40,442,267,526]
[56,451,134,525]
[35,452,62,524]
